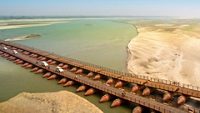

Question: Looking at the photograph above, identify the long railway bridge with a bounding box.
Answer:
[0,40,200,113]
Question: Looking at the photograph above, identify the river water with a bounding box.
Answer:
[0,19,137,113]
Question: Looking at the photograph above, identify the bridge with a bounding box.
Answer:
[0,40,200,113]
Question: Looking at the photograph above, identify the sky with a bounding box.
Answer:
[0,0,200,18]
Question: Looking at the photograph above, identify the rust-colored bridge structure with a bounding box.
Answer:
[0,40,200,113]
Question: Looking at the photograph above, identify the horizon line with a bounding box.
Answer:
[0,16,199,19]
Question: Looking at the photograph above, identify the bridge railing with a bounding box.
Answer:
[2,40,200,92]
[65,57,200,91]
[59,55,200,91]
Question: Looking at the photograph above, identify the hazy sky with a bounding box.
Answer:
[0,0,200,18]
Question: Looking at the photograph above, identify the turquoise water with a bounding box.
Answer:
[0,19,137,113]
[0,20,137,71]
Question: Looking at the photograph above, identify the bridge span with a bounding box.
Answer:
[0,40,200,113]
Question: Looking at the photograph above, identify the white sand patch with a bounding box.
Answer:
[0,18,70,23]
[0,21,66,30]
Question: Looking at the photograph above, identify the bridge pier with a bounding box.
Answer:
[70,67,77,72]
[43,72,51,78]
[47,74,57,80]
[49,60,56,65]
[7,56,11,60]
[58,63,64,67]
[93,74,101,80]
[0,52,4,55]
[177,95,186,105]
[106,78,114,85]
[12,47,17,50]
[132,106,142,113]
[16,59,21,64]
[85,88,95,96]
[86,72,94,77]
[115,81,123,88]
[61,64,68,69]
[131,84,140,93]
[32,54,38,58]
[26,64,33,68]
[76,85,87,92]
[142,87,151,96]
[2,53,6,57]
[14,59,20,63]
[8,56,15,61]
[99,94,111,103]
[63,80,74,87]
[37,56,43,60]
[40,57,46,61]
[10,56,14,60]
[12,56,16,60]
[5,54,10,57]
[111,98,122,108]
[29,53,34,57]
[75,69,83,74]
[47,59,53,63]
[163,92,172,102]
[17,60,24,64]
[23,51,30,55]
[34,69,43,74]
[58,78,67,84]
[22,62,29,67]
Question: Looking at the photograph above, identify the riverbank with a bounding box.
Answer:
[127,21,200,86]
[0,91,103,113]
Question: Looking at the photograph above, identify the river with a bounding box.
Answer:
[0,18,137,113]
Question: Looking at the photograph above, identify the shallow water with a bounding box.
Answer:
[0,19,137,113]
[1,20,137,71]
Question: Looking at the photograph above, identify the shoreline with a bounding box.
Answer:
[0,19,71,30]
[0,21,67,30]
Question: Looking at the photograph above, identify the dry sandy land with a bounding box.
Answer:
[127,20,200,87]
[0,91,103,113]
[0,19,69,30]
[0,22,57,30]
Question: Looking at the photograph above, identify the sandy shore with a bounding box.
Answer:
[0,19,70,30]
[0,91,103,113]
[0,21,66,30]
[127,22,200,86]
[0,23,54,30]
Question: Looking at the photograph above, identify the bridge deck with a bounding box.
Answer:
[1,40,200,99]
[0,43,188,113]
